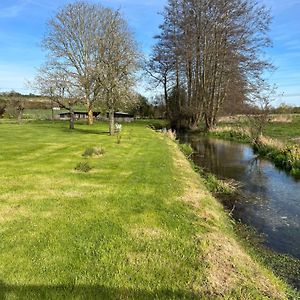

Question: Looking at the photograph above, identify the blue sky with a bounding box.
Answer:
[0,0,300,106]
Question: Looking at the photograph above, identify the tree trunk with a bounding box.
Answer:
[51,99,54,122]
[17,110,23,124]
[204,113,213,132]
[69,107,75,130]
[87,105,93,125]
[109,108,115,135]
[189,113,201,130]
[163,77,169,119]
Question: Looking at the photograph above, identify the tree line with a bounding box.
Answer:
[1,0,277,132]
[0,93,166,122]
[148,0,273,131]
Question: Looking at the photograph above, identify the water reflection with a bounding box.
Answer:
[180,134,300,259]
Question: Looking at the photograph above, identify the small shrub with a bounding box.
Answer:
[179,143,193,157]
[82,147,104,157]
[75,161,92,173]
[116,133,122,144]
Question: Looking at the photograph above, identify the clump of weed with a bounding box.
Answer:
[75,161,92,173]
[210,126,251,143]
[114,123,123,144]
[128,129,133,140]
[116,133,122,144]
[271,114,293,123]
[179,143,193,157]
[203,173,236,194]
[160,128,177,141]
[82,146,104,157]
[166,129,177,140]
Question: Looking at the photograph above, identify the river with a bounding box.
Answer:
[180,134,300,260]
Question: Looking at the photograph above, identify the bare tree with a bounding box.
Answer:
[152,0,272,131]
[246,81,275,143]
[94,9,139,135]
[35,64,81,129]
[42,2,109,126]
[146,41,174,120]
[41,2,139,133]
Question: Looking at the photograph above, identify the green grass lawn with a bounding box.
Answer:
[0,120,292,299]
[264,115,300,143]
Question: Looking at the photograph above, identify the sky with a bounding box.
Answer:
[0,0,300,107]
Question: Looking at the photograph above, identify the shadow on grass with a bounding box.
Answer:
[0,281,197,299]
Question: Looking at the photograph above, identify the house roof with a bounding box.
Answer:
[106,111,134,117]
[59,111,100,116]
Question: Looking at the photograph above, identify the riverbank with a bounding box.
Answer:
[208,126,300,178]
[178,133,300,293]
[218,114,300,144]
[0,120,295,299]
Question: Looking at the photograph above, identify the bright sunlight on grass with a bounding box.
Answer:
[0,120,292,299]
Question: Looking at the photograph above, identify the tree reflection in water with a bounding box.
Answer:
[179,134,300,260]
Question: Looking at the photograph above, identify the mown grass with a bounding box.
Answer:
[0,120,294,299]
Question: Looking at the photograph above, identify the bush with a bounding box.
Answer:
[82,147,104,157]
[0,103,6,118]
[75,162,92,173]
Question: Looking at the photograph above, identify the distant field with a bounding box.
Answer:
[0,96,87,120]
[265,115,300,143]
[218,114,300,144]
[23,109,53,120]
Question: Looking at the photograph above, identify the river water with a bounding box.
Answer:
[180,134,300,260]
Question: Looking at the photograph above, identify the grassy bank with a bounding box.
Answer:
[209,125,300,178]
[235,223,300,292]
[0,120,294,299]
[178,140,300,294]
